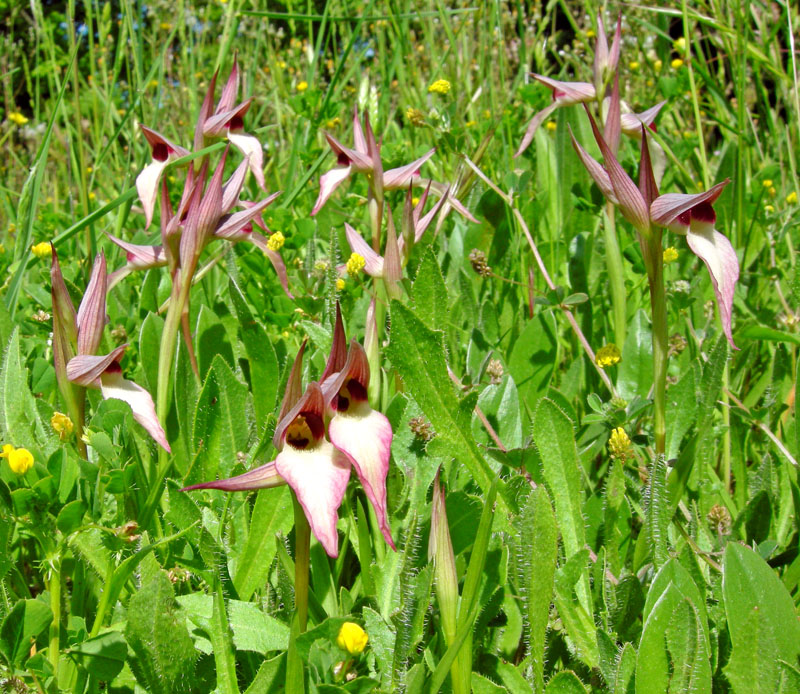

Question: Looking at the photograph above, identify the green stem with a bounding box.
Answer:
[644,232,668,455]
[286,493,311,694]
[48,559,61,681]
[603,203,627,348]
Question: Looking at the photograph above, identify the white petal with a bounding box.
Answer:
[311,166,351,215]
[135,160,168,230]
[228,132,265,190]
[99,370,171,451]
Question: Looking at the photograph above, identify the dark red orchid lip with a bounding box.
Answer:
[691,201,716,224]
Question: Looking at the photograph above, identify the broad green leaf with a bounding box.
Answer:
[544,671,588,693]
[412,248,449,330]
[233,486,293,601]
[244,653,286,694]
[363,607,395,689]
[196,304,235,379]
[507,313,557,407]
[473,375,523,450]
[723,604,780,693]
[645,455,670,569]
[664,367,696,461]
[722,543,800,669]
[472,672,506,693]
[617,310,653,401]
[612,643,636,694]
[125,568,197,694]
[513,486,557,693]
[138,311,164,394]
[70,631,127,681]
[385,301,494,494]
[0,599,53,666]
[56,499,87,535]
[554,549,598,669]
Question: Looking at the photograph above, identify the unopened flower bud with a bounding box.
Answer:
[707,504,731,535]
[409,416,435,442]
[486,359,504,384]
[336,622,368,655]
[469,249,491,277]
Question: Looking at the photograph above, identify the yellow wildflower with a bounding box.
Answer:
[8,112,29,126]
[267,231,285,252]
[88,192,96,201]
[411,197,419,207]
[346,253,366,278]
[545,121,557,132]
[405,107,425,127]
[673,37,686,51]
[51,412,74,441]
[297,80,309,92]
[787,191,798,204]
[160,22,172,30]
[278,61,287,69]
[762,179,773,188]
[336,622,368,655]
[0,444,14,459]
[336,278,345,291]
[149,79,160,88]
[465,120,476,128]
[765,204,774,214]
[3,445,34,475]
[428,79,451,95]
[671,58,683,69]
[654,59,663,72]
[325,117,341,129]
[629,61,640,70]
[595,344,621,368]
[663,247,678,264]
[31,241,52,259]
[768,187,776,198]
[608,427,632,461]
[586,29,596,39]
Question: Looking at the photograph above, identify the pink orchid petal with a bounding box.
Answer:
[195,70,219,151]
[514,102,559,158]
[216,58,240,115]
[443,190,479,224]
[182,461,285,492]
[136,160,169,230]
[321,304,348,383]
[228,132,265,190]
[593,17,609,85]
[329,406,395,550]
[275,442,351,557]
[686,222,739,350]
[273,382,326,452]
[569,128,619,204]
[383,149,437,190]
[324,132,373,171]
[608,15,622,75]
[107,235,167,270]
[204,100,252,137]
[140,125,190,159]
[311,165,352,216]
[345,224,384,277]
[99,368,171,451]
[621,101,667,137]
[352,107,368,154]
[215,193,280,239]
[77,253,108,357]
[533,75,597,104]
[221,159,250,212]
[650,180,730,227]
[67,345,127,387]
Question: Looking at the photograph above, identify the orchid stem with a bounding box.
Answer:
[643,231,668,455]
[287,493,311,694]
[47,559,61,681]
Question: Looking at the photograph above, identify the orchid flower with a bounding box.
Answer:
[650,180,739,349]
[51,250,170,451]
[135,126,190,230]
[311,108,436,215]
[183,306,395,557]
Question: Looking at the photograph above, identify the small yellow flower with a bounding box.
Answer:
[428,79,451,95]
[787,191,798,204]
[88,192,96,201]
[297,80,309,92]
[336,278,345,291]
[278,61,287,69]
[0,444,14,459]
[595,344,621,368]
[336,622,368,655]
[762,179,773,188]
[160,22,172,30]
[654,59,663,72]
[51,412,74,441]
[405,107,425,127]
[545,120,557,132]
[663,247,679,264]
[346,253,366,278]
[629,61,640,70]
[671,58,684,69]
[765,204,774,214]
[7,447,34,475]
[411,197,420,207]
[673,37,686,51]
[325,117,341,129]
[586,29,596,39]
[646,79,655,88]
[149,79,160,88]
[768,186,776,198]
[608,427,632,461]
[31,241,52,259]
[465,120,476,128]
[267,231,285,252]
[8,112,29,126]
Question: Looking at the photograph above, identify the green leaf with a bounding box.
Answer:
[473,375,523,450]
[70,631,127,681]
[233,486,294,601]
[617,310,653,401]
[612,643,636,694]
[138,312,164,394]
[664,368,697,461]
[125,568,197,694]
[544,671,588,693]
[738,324,800,346]
[0,599,53,667]
[56,499,87,535]
[412,248,449,330]
[243,653,286,694]
[507,314,558,407]
[722,543,800,669]
[385,301,494,494]
[513,486,557,693]
[645,455,670,569]
[723,603,780,694]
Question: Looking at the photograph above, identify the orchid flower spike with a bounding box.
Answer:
[311,107,436,215]
[650,180,739,349]
[51,250,170,451]
[136,126,190,230]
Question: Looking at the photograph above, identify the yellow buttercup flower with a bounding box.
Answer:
[336,278,345,291]
[297,81,309,92]
[629,61,640,71]
[8,112,29,126]
[346,253,366,278]
[762,179,773,188]
[595,344,621,368]
[545,121,557,132]
[671,58,684,69]
[31,241,52,259]
[428,79,451,95]
[51,412,74,441]
[787,192,798,205]
[608,427,632,461]
[663,247,678,264]
[267,231,285,252]
[336,622,368,655]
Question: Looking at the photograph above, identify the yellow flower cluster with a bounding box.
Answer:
[8,112,29,126]
[595,344,621,368]
[427,79,451,95]
[346,252,366,278]
[336,278,346,291]
[405,107,425,127]
[787,192,798,205]
[1,444,34,475]
[608,427,633,461]
[31,241,52,259]
[663,247,678,264]
[336,622,368,655]
[51,412,74,441]
[296,81,309,92]
[267,231,285,252]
